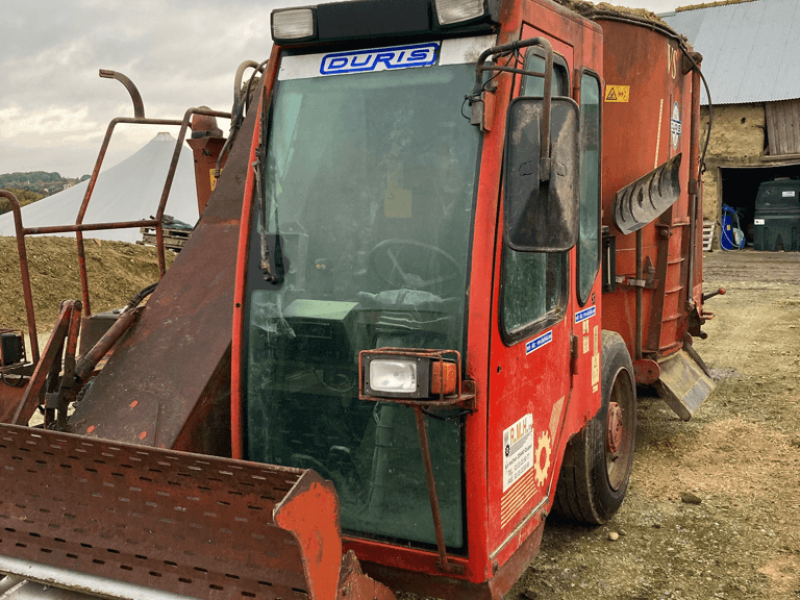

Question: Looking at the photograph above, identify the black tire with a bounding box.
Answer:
[552,330,636,524]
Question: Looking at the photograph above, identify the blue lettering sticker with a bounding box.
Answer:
[526,330,553,355]
[575,305,596,325]
[320,43,439,75]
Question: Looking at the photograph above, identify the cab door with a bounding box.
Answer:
[486,37,576,553]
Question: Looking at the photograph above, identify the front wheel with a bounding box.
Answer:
[552,330,636,524]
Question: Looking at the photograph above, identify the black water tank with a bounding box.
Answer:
[753,179,800,251]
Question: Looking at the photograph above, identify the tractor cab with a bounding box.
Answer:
[234,0,608,595]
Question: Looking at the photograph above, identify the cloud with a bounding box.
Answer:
[2,0,684,176]
[1,0,283,176]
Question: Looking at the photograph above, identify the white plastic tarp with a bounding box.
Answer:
[0,132,200,243]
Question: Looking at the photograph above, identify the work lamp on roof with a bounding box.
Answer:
[434,0,487,25]
[272,8,316,42]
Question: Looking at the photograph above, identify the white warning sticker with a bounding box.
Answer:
[671,101,682,149]
[503,414,534,492]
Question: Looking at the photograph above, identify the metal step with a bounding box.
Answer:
[655,349,715,421]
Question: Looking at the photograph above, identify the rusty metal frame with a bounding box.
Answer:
[10,301,76,426]
[1,106,230,366]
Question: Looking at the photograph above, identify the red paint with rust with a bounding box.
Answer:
[598,17,704,370]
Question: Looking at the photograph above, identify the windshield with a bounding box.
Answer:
[244,50,482,550]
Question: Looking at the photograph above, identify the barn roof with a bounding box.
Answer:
[661,0,800,105]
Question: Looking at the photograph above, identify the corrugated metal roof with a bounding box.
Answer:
[661,0,800,105]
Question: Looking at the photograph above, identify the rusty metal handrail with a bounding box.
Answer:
[0,191,39,363]
[3,107,230,366]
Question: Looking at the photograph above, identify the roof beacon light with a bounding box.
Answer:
[272,8,315,41]
[434,0,486,25]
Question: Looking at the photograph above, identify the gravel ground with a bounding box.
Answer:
[508,249,800,600]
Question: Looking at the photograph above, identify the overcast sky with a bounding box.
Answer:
[1,0,684,178]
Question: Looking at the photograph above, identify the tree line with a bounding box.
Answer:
[0,172,90,197]
[0,172,90,215]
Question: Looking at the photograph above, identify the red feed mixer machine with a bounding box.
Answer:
[0,1,721,599]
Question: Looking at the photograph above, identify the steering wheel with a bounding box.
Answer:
[369,239,461,292]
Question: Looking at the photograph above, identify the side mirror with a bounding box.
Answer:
[503,97,580,252]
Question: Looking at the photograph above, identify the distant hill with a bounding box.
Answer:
[0,172,90,198]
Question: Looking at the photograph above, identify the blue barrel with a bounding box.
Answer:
[720,205,745,250]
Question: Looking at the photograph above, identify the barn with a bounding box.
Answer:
[663,0,800,250]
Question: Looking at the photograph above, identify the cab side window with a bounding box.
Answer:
[500,50,570,342]
[520,49,569,98]
[577,73,601,304]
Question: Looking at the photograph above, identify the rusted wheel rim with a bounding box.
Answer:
[606,401,623,454]
[605,371,635,491]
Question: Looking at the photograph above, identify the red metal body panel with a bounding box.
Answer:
[598,19,698,366]
[484,0,603,577]
[232,45,281,462]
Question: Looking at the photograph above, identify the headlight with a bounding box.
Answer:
[361,351,458,400]
[271,8,316,42]
[369,359,418,393]
[434,0,487,25]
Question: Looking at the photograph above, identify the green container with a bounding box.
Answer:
[753,179,800,251]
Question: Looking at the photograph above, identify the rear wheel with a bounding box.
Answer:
[552,330,636,524]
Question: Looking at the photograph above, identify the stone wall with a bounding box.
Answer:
[701,103,766,161]
[699,103,766,221]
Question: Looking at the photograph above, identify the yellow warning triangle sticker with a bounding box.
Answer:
[606,88,617,101]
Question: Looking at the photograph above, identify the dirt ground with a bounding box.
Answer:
[509,249,800,600]
[2,239,798,599]
[0,236,173,332]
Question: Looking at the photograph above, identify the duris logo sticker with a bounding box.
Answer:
[320,43,439,75]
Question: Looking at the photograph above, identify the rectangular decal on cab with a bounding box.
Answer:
[320,42,439,75]
[502,413,534,492]
[575,305,596,324]
[525,330,553,355]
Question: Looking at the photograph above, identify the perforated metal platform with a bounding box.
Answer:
[0,425,332,600]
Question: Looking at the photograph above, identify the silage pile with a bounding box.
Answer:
[0,236,174,331]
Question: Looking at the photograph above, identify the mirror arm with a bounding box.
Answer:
[539,157,551,183]
[539,43,553,183]
[471,38,554,145]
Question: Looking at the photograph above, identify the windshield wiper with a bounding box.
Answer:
[253,98,285,285]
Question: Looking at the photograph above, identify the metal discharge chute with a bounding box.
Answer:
[613,153,682,235]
